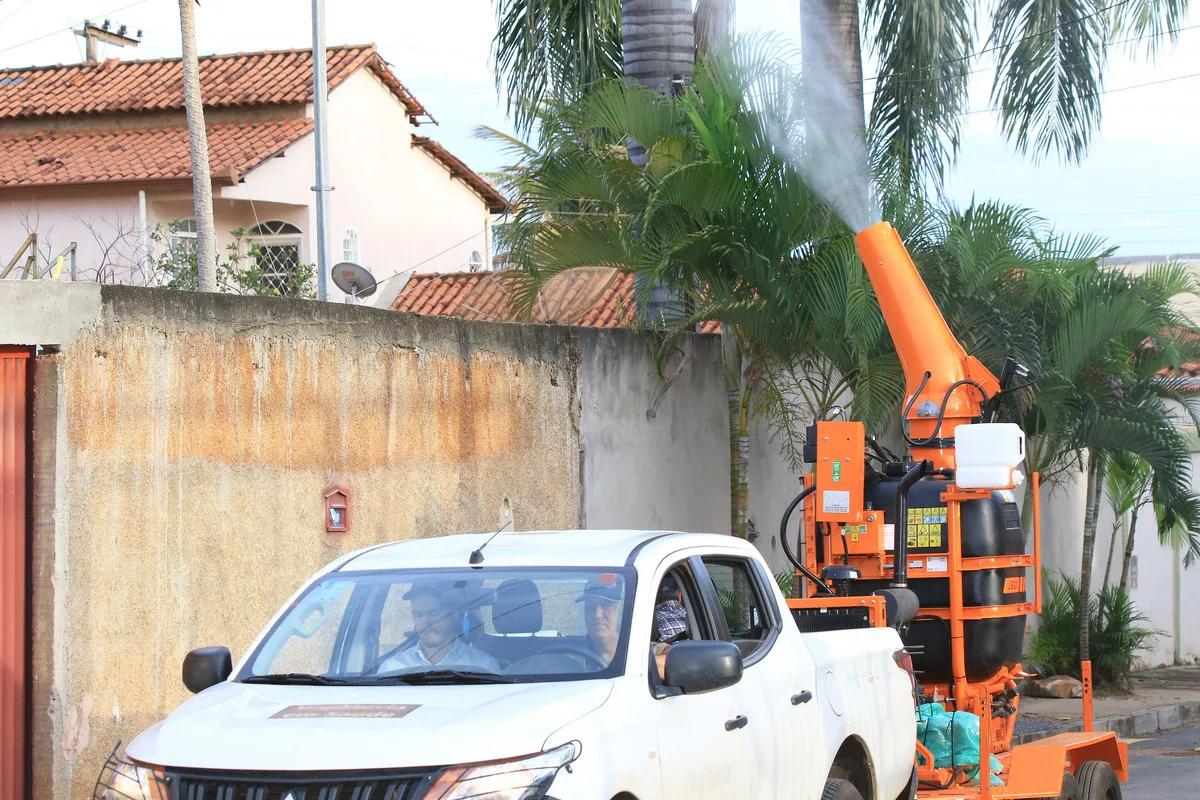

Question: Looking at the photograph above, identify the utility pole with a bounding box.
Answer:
[311,0,332,301]
[73,20,141,63]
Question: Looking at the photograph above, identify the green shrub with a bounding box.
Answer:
[1024,571,1159,689]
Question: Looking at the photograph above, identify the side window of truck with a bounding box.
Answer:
[699,557,779,663]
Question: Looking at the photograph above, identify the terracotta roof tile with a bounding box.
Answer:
[411,135,511,214]
[0,118,312,186]
[391,269,720,333]
[0,45,431,122]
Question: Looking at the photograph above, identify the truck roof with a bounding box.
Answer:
[334,530,743,572]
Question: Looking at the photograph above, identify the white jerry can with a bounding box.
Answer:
[954,423,1025,490]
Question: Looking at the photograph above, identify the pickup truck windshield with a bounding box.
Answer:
[241,567,636,684]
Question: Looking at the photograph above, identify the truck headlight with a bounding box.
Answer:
[93,753,169,800]
[421,741,579,800]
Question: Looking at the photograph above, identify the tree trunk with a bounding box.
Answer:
[622,0,695,95]
[178,0,217,292]
[1117,502,1140,595]
[724,329,750,540]
[694,0,734,59]
[799,0,866,135]
[1079,452,1106,664]
[798,0,869,225]
[1102,517,1121,591]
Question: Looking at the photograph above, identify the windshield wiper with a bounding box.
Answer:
[366,669,515,685]
[242,673,357,686]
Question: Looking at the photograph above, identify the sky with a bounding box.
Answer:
[1,0,1198,259]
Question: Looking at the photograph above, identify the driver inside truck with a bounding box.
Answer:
[577,577,624,668]
[377,583,501,674]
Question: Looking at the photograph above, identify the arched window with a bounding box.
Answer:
[249,220,303,296]
[170,218,197,265]
[468,249,484,271]
[342,229,360,263]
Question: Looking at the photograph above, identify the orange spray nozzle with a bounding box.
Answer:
[855,221,999,465]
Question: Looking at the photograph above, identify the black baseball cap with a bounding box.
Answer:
[577,574,624,604]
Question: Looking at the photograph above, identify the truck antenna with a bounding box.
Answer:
[469,519,513,565]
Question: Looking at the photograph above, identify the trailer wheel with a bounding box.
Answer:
[1075,761,1121,800]
[822,778,865,800]
[1058,771,1081,800]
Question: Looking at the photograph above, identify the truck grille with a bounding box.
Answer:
[790,606,873,633]
[168,769,430,800]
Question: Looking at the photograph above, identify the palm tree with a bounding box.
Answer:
[1018,261,1200,662]
[820,0,1190,191]
[1101,453,1150,590]
[492,0,733,134]
[502,39,890,538]
[177,0,216,292]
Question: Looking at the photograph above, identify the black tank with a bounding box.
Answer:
[855,477,1027,684]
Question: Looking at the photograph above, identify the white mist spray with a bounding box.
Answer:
[772,0,882,233]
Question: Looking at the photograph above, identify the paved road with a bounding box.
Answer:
[1121,724,1200,799]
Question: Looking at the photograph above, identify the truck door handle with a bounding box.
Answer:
[791,691,813,705]
[725,715,748,731]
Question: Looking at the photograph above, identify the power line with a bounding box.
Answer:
[962,69,1200,116]
[0,0,152,56]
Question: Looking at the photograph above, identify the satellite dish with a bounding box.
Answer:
[332,261,377,300]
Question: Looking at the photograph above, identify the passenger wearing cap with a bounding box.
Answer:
[377,583,500,674]
[577,577,624,668]
[652,575,688,679]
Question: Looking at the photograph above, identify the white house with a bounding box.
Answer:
[0,45,509,301]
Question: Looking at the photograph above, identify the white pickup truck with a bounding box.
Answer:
[97,530,918,800]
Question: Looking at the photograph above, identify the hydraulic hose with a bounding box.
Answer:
[893,460,931,589]
[779,484,834,596]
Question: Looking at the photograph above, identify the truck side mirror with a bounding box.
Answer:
[183,646,233,694]
[663,641,743,694]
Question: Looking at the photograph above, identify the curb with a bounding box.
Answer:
[1013,700,1200,746]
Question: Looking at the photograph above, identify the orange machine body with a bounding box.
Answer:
[787,222,1127,800]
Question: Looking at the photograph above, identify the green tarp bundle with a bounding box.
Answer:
[916,703,1003,787]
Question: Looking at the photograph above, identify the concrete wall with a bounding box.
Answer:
[578,331,730,535]
[4,284,588,799]
[3,282,766,800]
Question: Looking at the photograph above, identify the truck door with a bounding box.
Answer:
[647,559,755,800]
[695,555,823,800]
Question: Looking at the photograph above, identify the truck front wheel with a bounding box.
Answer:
[822,778,865,800]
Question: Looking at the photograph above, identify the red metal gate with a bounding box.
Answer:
[0,347,30,800]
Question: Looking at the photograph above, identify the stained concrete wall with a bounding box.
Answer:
[4,281,776,800]
[5,284,588,799]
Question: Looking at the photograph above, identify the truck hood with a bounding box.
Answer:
[126,679,613,772]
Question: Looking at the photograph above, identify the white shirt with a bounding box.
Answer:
[378,638,501,674]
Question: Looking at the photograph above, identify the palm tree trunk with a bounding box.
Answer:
[178,0,217,292]
[1102,517,1122,591]
[694,0,734,58]
[799,0,867,135]
[724,329,750,540]
[1079,452,1106,664]
[621,0,695,94]
[1117,504,1140,595]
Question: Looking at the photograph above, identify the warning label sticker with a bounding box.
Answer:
[822,490,851,514]
[906,506,946,548]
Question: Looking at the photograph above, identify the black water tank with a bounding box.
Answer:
[858,477,1026,683]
